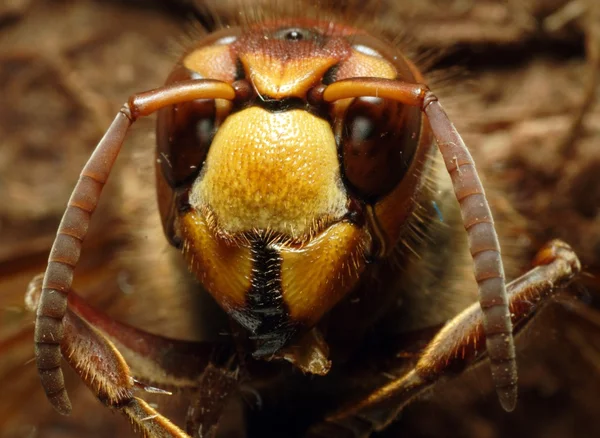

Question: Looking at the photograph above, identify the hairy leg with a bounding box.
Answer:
[27,274,235,438]
[312,240,581,437]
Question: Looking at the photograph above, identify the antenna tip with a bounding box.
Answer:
[48,391,72,416]
[497,386,517,412]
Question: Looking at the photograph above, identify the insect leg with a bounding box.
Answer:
[185,364,241,438]
[323,78,517,410]
[123,397,191,438]
[60,306,191,437]
[28,272,227,388]
[33,79,236,415]
[325,240,581,433]
[27,274,232,438]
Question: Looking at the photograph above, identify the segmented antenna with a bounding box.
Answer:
[34,80,235,415]
[323,78,517,411]
[34,110,132,414]
[423,93,517,412]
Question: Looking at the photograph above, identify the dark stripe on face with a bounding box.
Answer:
[241,236,297,357]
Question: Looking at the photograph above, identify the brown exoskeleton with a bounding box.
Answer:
[25,4,583,437]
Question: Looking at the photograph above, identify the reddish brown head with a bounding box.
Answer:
[35,17,516,416]
[155,22,430,355]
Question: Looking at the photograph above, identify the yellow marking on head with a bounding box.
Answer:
[336,49,397,81]
[190,106,347,240]
[183,45,237,82]
[180,210,252,309]
[279,221,368,325]
[239,52,337,98]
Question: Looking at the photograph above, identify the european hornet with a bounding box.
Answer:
[23,3,582,437]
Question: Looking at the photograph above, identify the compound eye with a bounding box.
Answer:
[341,97,419,201]
[156,68,217,188]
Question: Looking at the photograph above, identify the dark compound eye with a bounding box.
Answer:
[156,98,216,188]
[341,97,420,201]
[156,67,218,188]
[349,115,376,144]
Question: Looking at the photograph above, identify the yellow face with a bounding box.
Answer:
[155,23,428,356]
[192,107,347,240]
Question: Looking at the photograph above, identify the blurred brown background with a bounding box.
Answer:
[0,0,599,437]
